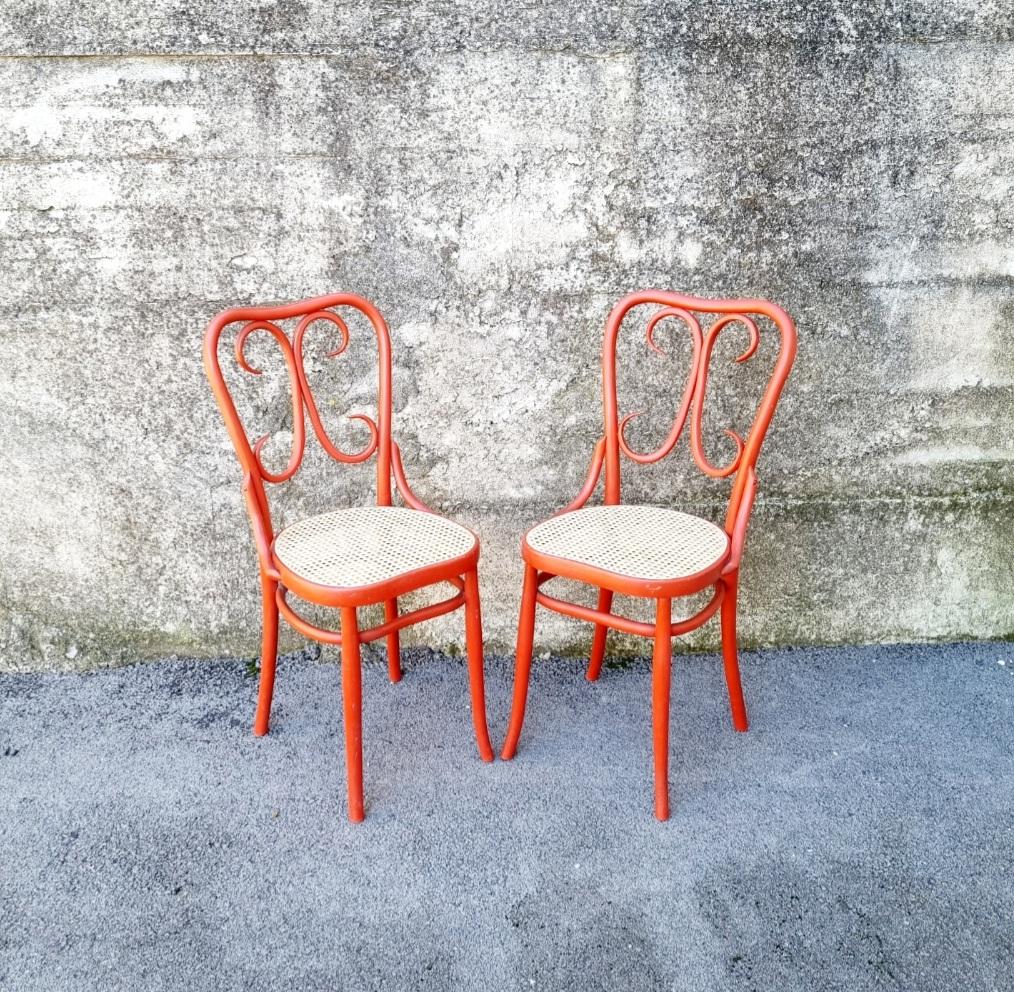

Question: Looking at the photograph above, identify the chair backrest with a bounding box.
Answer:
[203,293,394,549]
[600,291,797,537]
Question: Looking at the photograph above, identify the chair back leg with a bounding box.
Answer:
[500,564,539,760]
[652,598,673,821]
[463,570,495,762]
[384,599,402,683]
[253,575,280,737]
[720,574,749,732]
[586,588,614,681]
[340,607,366,822]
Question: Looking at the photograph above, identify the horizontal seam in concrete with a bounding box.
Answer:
[822,276,1014,291]
[0,50,635,62]
[0,155,366,165]
[705,491,1013,508]
[1,38,1012,60]
[7,141,1011,166]
[457,491,1014,512]
[754,492,1014,508]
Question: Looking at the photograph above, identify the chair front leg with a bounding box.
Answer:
[384,598,402,683]
[652,598,673,821]
[253,574,279,737]
[720,572,749,732]
[463,570,495,762]
[500,563,539,760]
[586,587,614,681]
[340,606,366,823]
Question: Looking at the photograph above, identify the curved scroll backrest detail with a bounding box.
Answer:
[616,307,703,466]
[203,293,394,547]
[601,291,797,532]
[689,313,761,480]
[233,319,308,484]
[293,310,381,466]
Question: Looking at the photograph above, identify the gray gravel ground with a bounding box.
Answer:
[1,641,1012,991]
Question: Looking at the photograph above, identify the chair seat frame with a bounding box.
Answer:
[204,293,494,823]
[500,290,797,820]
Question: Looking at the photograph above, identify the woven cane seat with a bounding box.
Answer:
[525,505,729,583]
[273,506,476,589]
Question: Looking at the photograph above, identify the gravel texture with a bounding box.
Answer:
[1,640,1012,990]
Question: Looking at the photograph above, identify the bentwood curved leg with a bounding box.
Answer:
[651,598,673,821]
[501,564,539,760]
[586,588,614,681]
[463,570,495,762]
[340,606,366,823]
[720,573,749,732]
[384,598,402,683]
[254,574,280,737]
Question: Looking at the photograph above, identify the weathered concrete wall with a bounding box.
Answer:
[1,2,1013,671]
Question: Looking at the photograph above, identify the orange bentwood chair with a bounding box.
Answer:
[500,291,797,820]
[204,293,494,822]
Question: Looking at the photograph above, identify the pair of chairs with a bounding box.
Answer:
[203,291,796,822]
